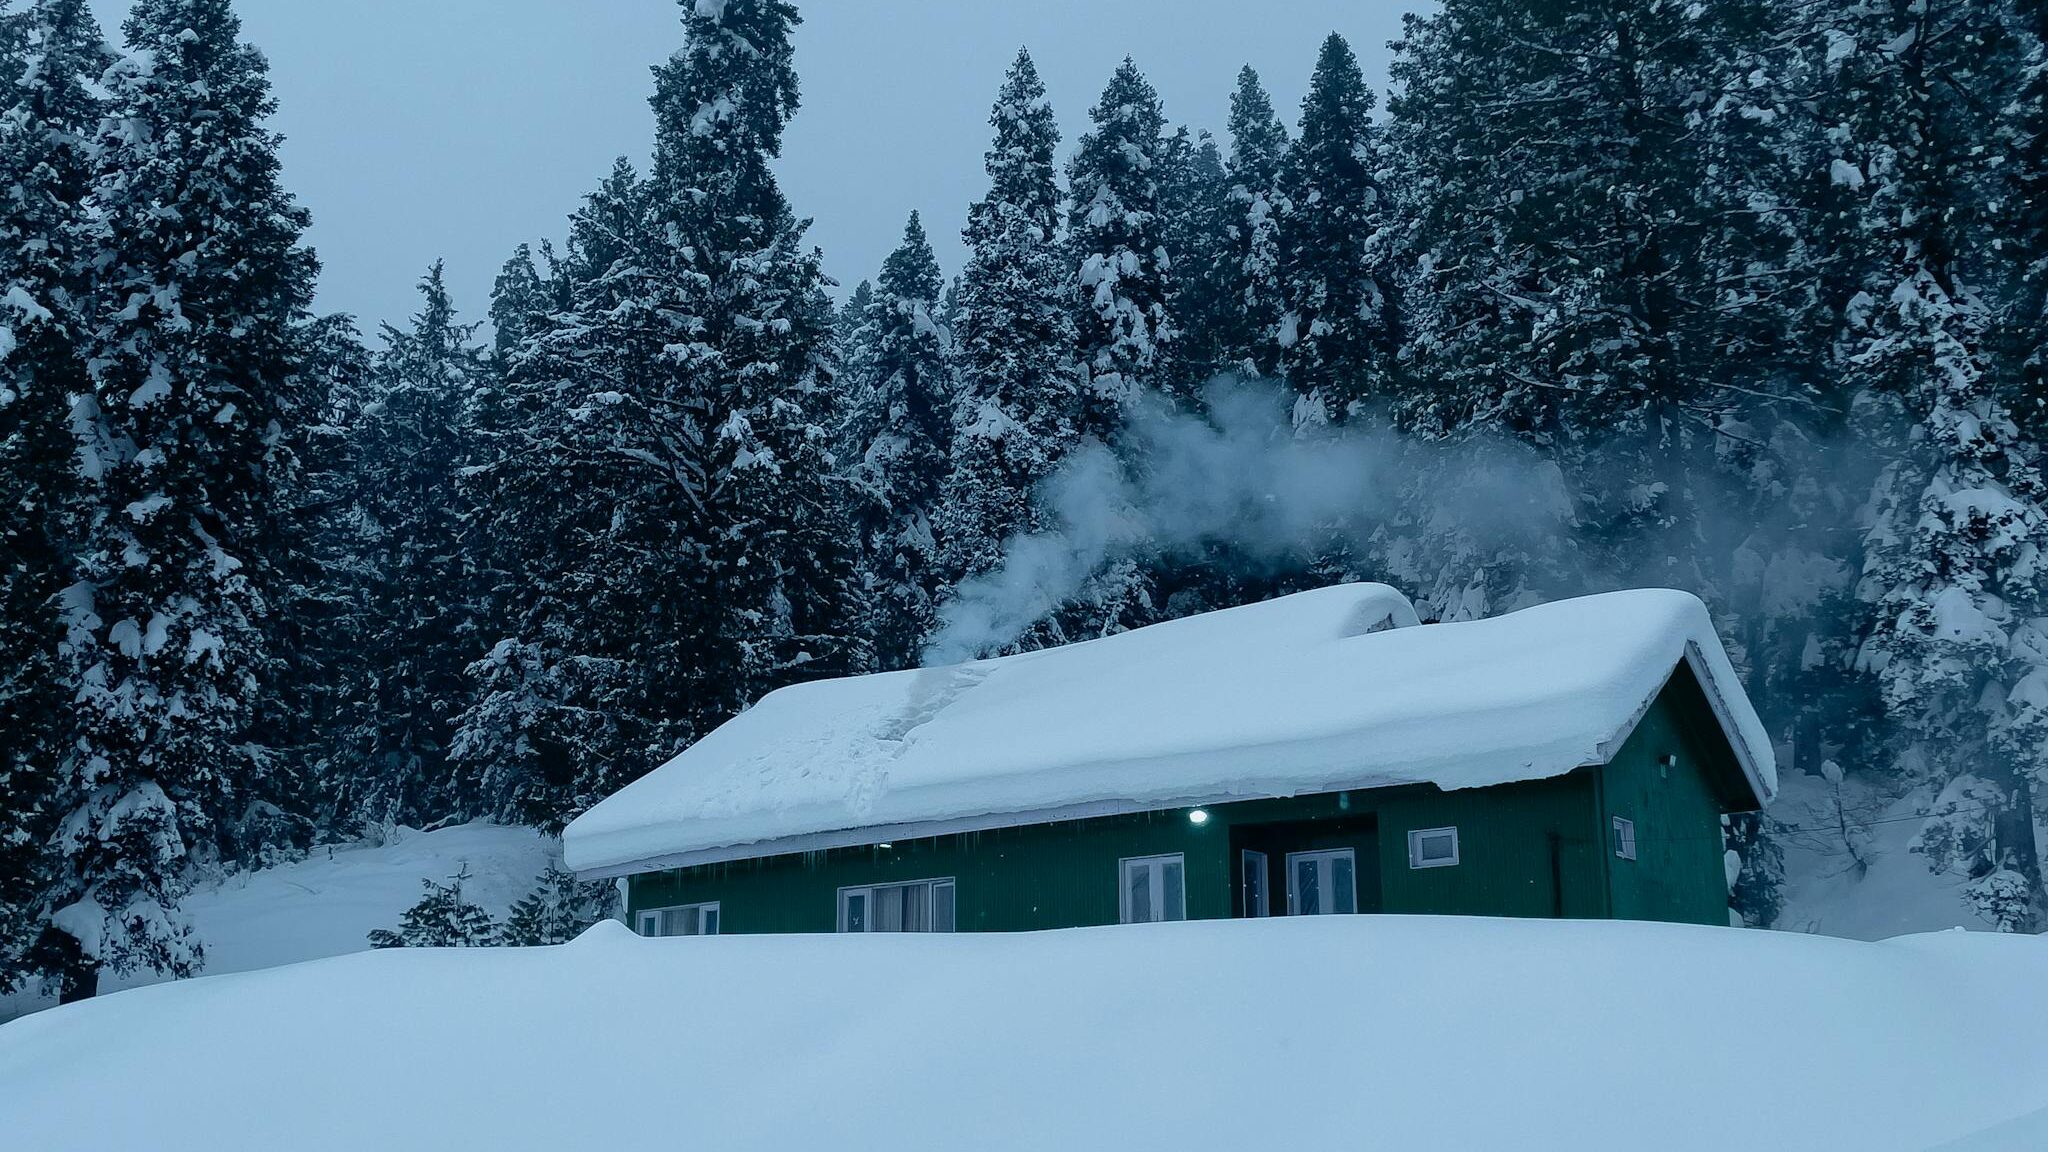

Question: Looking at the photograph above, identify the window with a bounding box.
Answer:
[1241,849,1269,918]
[1286,849,1358,915]
[1612,816,1638,861]
[1407,826,1460,869]
[637,902,720,937]
[1120,854,1187,924]
[838,878,956,932]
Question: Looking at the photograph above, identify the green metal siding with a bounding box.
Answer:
[627,675,1748,932]
[1598,670,1742,925]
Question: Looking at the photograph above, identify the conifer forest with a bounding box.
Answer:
[4,0,2048,1008]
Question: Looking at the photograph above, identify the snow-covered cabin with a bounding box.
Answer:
[564,584,1776,934]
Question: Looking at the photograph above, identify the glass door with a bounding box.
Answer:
[1241,849,1269,917]
[1286,849,1358,915]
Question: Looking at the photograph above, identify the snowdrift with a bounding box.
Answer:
[2,917,2043,1152]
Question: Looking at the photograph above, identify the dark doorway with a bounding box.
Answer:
[1230,816,1382,917]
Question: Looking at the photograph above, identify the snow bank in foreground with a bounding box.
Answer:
[0,822,555,1022]
[2,917,2042,1152]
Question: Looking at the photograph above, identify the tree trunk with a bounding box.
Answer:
[1997,768,2047,933]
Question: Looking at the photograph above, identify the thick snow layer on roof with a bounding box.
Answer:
[1,917,2042,1152]
[565,583,1775,875]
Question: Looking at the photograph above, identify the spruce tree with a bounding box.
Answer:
[1837,0,2048,930]
[336,264,487,826]
[843,212,954,669]
[457,0,866,827]
[2003,1,2048,444]
[0,0,107,994]
[455,164,656,831]
[1157,127,1234,392]
[1220,65,1289,379]
[498,864,615,946]
[1276,34,1401,424]
[366,864,496,948]
[936,48,1083,591]
[641,0,867,719]
[49,0,317,997]
[1068,58,1176,428]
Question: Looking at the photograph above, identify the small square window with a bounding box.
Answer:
[1613,816,1637,861]
[1407,827,1459,869]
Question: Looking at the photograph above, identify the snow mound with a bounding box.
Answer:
[1,917,2041,1151]
[566,584,1773,874]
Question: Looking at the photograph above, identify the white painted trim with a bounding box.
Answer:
[1612,816,1638,861]
[1407,826,1460,869]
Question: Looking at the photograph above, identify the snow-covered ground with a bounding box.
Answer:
[1773,765,1991,939]
[2,915,2044,1152]
[0,821,556,1022]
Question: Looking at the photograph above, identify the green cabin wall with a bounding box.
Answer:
[626,671,1751,931]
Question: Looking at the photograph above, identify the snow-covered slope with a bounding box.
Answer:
[568,583,1772,874]
[0,822,556,1022]
[1772,766,1991,938]
[3,916,2043,1152]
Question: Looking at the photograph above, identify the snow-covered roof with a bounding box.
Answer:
[563,584,1776,876]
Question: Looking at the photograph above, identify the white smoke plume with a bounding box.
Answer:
[922,379,1573,665]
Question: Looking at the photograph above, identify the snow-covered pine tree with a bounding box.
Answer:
[842,212,954,669]
[1157,127,1234,394]
[1219,65,1289,380]
[458,1,866,828]
[1275,33,1401,426]
[1837,0,2048,931]
[366,864,495,949]
[935,48,1083,592]
[453,163,656,831]
[498,864,616,946]
[641,0,868,718]
[2001,0,2048,444]
[270,312,373,845]
[836,278,873,357]
[47,0,318,997]
[0,0,108,994]
[1067,58,1177,429]
[1384,0,1804,617]
[333,264,488,826]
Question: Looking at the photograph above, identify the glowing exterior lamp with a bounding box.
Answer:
[1188,809,1211,827]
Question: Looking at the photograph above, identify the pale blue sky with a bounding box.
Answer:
[86,0,1421,334]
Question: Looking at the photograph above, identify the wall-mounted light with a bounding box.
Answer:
[877,842,893,849]
[1188,809,1210,826]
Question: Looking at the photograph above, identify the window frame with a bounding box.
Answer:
[1285,847,1360,915]
[1612,816,1638,861]
[1119,853,1188,924]
[636,901,721,937]
[836,876,957,933]
[1407,826,1461,869]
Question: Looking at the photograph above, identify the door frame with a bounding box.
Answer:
[1285,847,1360,916]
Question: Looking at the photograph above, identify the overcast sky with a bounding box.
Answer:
[85,0,1422,337]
